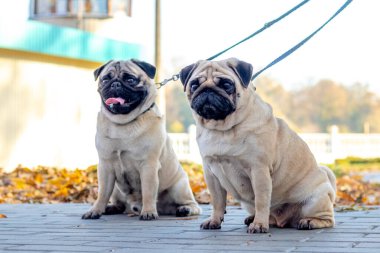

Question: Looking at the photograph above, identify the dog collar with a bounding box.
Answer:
[142,102,155,114]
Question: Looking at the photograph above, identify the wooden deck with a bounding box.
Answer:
[0,204,379,252]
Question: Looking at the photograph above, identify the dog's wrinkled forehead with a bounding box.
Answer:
[191,61,235,81]
[180,58,253,91]
[95,60,136,81]
[94,59,156,81]
[104,61,139,76]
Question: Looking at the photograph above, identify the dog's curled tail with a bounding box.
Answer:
[319,165,337,193]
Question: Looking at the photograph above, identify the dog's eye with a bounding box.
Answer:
[190,80,200,93]
[220,79,235,94]
[122,74,138,85]
[101,74,112,84]
[127,78,137,84]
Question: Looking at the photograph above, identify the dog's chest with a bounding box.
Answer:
[197,131,249,157]
[207,157,254,203]
[96,129,151,160]
[114,153,142,194]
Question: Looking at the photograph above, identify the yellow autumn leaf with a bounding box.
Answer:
[54,187,69,198]
[337,191,355,202]
[12,178,28,189]
[34,174,44,184]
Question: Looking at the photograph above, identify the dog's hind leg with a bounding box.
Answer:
[104,204,125,215]
[104,187,126,215]
[241,202,255,226]
[297,182,335,229]
[166,173,201,217]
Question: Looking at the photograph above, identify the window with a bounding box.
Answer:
[30,0,132,19]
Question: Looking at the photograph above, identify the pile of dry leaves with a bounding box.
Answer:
[336,175,380,205]
[0,165,98,204]
[0,163,379,206]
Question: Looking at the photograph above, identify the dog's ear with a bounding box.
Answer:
[180,63,197,91]
[131,59,156,79]
[94,60,113,81]
[229,59,253,88]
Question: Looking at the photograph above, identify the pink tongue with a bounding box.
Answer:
[105,97,125,105]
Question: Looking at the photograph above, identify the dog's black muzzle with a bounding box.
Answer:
[191,88,235,120]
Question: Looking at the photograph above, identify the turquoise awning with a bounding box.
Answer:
[0,20,141,62]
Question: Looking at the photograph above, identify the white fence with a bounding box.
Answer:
[169,125,380,164]
[168,125,202,164]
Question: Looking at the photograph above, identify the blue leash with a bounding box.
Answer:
[206,0,311,61]
[250,0,353,81]
[156,0,353,88]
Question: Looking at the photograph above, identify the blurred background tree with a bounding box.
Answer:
[165,76,380,133]
[166,83,194,132]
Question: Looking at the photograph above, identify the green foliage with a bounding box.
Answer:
[329,164,345,178]
[328,157,380,175]
[335,157,380,165]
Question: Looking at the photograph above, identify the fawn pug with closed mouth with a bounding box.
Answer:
[82,59,201,220]
[180,57,336,233]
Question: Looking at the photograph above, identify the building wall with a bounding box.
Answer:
[0,56,99,171]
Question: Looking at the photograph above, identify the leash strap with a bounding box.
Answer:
[156,0,310,89]
[206,0,310,61]
[156,0,352,88]
[251,0,353,81]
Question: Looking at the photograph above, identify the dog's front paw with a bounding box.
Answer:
[82,209,103,219]
[244,215,255,226]
[200,218,222,229]
[247,222,269,233]
[139,211,159,220]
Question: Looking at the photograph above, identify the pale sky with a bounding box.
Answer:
[160,0,380,94]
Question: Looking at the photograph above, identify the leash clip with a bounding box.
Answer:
[156,74,180,89]
[172,74,179,81]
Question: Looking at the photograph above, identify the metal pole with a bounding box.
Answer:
[155,0,166,118]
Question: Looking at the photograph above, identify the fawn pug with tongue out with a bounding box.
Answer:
[82,59,201,220]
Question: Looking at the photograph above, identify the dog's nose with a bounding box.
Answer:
[111,82,122,89]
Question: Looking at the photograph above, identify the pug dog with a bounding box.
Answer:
[179,58,336,233]
[82,59,201,220]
